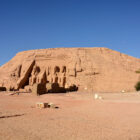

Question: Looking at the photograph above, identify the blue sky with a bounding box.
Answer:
[0,0,140,66]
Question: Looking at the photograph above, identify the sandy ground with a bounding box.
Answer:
[1,91,140,140]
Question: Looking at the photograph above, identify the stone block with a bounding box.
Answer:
[32,83,46,95]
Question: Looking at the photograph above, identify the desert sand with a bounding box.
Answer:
[1,91,140,140]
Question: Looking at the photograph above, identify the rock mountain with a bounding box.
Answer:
[0,47,140,92]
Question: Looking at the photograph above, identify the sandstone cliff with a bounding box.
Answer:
[0,47,140,92]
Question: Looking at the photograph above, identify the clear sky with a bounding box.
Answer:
[0,0,140,66]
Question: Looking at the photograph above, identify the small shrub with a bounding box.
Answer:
[135,81,140,91]
[135,69,140,73]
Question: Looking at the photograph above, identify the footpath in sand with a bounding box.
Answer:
[0,92,140,140]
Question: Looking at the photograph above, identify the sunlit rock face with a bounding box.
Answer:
[0,47,140,92]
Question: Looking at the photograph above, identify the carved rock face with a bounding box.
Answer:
[0,47,140,92]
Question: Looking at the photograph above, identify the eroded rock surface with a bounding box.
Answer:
[0,47,140,92]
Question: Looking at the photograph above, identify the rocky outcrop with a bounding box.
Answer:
[17,60,35,89]
[0,47,140,92]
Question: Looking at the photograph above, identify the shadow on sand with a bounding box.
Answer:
[0,114,25,119]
